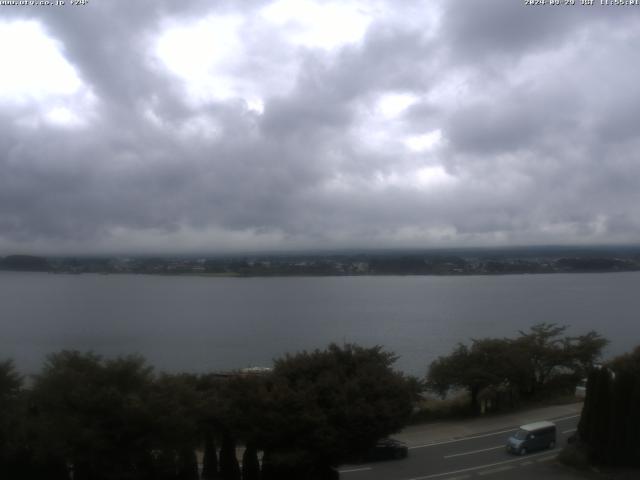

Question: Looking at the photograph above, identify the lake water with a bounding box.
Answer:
[1,271,638,376]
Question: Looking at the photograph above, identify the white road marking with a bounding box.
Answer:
[339,467,372,474]
[408,413,580,450]
[443,445,504,459]
[562,428,577,434]
[478,465,514,475]
[408,429,517,449]
[405,451,557,480]
[552,414,580,422]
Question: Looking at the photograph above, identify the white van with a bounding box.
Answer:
[506,421,557,455]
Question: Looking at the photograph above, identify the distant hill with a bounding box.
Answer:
[0,255,51,272]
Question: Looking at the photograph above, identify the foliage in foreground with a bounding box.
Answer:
[576,346,640,467]
[426,323,608,413]
[0,343,415,480]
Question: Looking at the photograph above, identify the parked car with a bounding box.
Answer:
[506,421,557,455]
[364,438,409,461]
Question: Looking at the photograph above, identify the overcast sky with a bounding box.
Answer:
[1,0,639,255]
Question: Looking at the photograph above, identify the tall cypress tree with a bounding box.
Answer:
[177,447,199,480]
[590,367,612,464]
[242,443,261,480]
[628,377,640,466]
[156,449,178,480]
[202,432,218,479]
[219,431,241,480]
[578,352,640,467]
[577,369,598,442]
[609,370,633,464]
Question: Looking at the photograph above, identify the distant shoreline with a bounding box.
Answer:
[2,249,640,277]
[2,268,640,278]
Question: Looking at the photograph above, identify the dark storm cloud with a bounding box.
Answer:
[1,0,640,253]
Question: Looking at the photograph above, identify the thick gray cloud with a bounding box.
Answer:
[1,0,640,254]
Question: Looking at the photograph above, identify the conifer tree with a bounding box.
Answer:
[242,443,261,480]
[201,431,219,479]
[219,431,241,480]
[590,367,612,464]
[177,447,199,480]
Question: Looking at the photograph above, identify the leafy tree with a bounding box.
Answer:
[563,331,608,379]
[428,324,607,412]
[146,373,203,479]
[427,338,527,413]
[0,359,21,397]
[515,323,569,395]
[30,351,155,480]
[256,343,415,478]
[609,345,640,375]
[0,359,25,476]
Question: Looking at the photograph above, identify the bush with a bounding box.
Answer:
[558,443,590,470]
[409,393,471,423]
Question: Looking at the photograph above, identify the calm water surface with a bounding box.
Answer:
[1,272,638,375]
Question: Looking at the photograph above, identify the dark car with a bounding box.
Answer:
[364,438,409,461]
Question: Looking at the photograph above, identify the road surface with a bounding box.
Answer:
[339,406,581,480]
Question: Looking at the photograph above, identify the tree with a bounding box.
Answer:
[562,331,608,380]
[255,343,415,478]
[0,360,25,477]
[201,431,218,479]
[515,323,569,395]
[427,338,528,413]
[577,346,640,467]
[146,373,203,480]
[218,431,241,480]
[427,325,608,412]
[30,351,156,480]
[0,359,21,398]
[242,443,260,480]
[177,447,199,480]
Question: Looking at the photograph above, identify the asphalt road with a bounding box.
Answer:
[339,413,580,480]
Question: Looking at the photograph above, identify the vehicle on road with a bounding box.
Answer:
[363,438,409,461]
[506,420,557,455]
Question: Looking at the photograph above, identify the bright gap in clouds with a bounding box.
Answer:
[405,129,443,152]
[246,98,265,114]
[44,107,84,127]
[0,20,82,103]
[155,15,246,103]
[414,165,454,187]
[375,165,454,190]
[261,0,375,49]
[376,92,418,118]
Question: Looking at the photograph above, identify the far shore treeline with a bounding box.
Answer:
[1,325,638,479]
[2,246,640,276]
